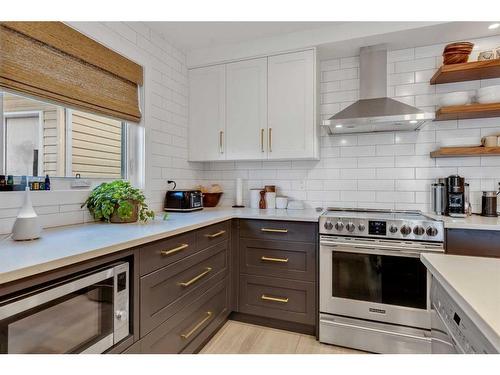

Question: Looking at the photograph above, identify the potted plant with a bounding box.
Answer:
[82,180,155,223]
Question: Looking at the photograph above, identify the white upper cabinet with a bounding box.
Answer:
[188,49,318,162]
[188,65,226,161]
[225,58,268,160]
[268,50,318,160]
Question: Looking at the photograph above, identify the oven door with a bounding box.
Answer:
[0,263,129,354]
[320,236,442,329]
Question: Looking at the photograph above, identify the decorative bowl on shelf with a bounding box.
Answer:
[203,192,223,207]
[439,91,471,107]
[442,42,473,65]
[476,85,500,104]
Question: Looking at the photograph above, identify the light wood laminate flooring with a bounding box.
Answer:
[200,320,366,354]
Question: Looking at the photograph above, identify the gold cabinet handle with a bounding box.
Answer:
[261,256,289,263]
[180,311,213,339]
[261,228,288,233]
[268,127,272,152]
[260,128,265,152]
[205,230,226,238]
[161,243,189,256]
[178,267,212,287]
[219,130,224,154]
[261,294,288,303]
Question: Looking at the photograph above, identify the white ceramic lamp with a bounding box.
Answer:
[12,187,42,241]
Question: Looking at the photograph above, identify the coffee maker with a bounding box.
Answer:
[445,175,467,217]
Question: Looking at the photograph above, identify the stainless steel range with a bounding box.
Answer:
[319,208,444,354]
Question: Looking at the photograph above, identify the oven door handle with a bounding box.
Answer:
[321,242,422,258]
[0,268,114,320]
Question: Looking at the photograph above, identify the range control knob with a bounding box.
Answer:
[389,225,398,234]
[426,226,438,237]
[324,221,334,230]
[400,225,412,236]
[358,223,366,232]
[346,222,356,232]
[335,221,344,231]
[413,226,425,236]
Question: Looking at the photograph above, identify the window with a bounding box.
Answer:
[0,90,136,180]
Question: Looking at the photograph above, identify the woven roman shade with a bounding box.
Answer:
[0,22,143,122]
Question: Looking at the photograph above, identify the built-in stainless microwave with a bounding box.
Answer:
[0,262,129,354]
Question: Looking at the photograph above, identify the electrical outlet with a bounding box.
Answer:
[71,179,91,188]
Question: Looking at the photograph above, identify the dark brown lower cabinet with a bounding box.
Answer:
[446,228,500,258]
[140,240,229,336]
[239,274,316,326]
[139,278,230,354]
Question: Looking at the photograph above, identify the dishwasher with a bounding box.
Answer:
[430,277,498,354]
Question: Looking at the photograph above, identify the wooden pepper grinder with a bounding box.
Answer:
[259,189,266,209]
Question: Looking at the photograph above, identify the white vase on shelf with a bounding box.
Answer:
[12,187,42,241]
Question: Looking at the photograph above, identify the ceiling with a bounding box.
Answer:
[147,21,338,51]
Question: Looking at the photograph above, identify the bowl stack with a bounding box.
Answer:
[477,85,500,104]
[443,42,474,65]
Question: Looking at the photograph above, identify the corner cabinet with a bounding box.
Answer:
[188,49,319,162]
[268,50,317,160]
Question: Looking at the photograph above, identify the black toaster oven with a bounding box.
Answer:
[164,190,203,212]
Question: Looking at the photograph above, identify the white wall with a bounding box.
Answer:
[201,34,500,214]
[0,22,203,235]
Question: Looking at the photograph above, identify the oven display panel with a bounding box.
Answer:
[368,221,387,235]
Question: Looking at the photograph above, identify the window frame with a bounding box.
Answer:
[0,89,143,186]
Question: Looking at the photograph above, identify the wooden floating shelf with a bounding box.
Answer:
[431,146,500,158]
[430,60,500,85]
[435,102,500,121]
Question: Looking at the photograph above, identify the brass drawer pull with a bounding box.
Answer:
[261,256,289,263]
[261,294,289,303]
[180,311,213,339]
[205,230,226,238]
[161,243,189,256]
[178,267,212,287]
[261,228,288,233]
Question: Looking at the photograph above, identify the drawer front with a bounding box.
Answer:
[196,221,230,251]
[139,232,196,275]
[239,219,316,243]
[239,274,315,325]
[240,239,315,281]
[141,279,229,354]
[140,241,228,336]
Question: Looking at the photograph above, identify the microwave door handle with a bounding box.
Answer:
[0,268,114,320]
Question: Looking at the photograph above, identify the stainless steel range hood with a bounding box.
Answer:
[322,45,434,134]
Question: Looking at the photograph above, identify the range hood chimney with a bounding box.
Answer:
[322,45,434,134]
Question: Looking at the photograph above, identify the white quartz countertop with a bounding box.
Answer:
[421,253,500,351]
[426,213,500,231]
[0,208,320,284]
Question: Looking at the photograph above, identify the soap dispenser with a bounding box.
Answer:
[12,187,42,241]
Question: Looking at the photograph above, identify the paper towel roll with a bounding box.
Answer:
[235,178,243,206]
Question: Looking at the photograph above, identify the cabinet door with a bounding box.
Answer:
[188,65,226,161]
[225,58,268,160]
[268,50,317,160]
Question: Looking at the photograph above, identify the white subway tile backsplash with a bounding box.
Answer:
[340,146,376,157]
[323,68,358,82]
[395,82,435,96]
[357,133,395,146]
[394,57,436,73]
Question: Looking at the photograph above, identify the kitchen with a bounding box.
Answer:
[1,2,500,373]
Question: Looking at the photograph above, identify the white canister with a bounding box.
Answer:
[276,196,288,209]
[249,189,261,209]
[265,192,276,209]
